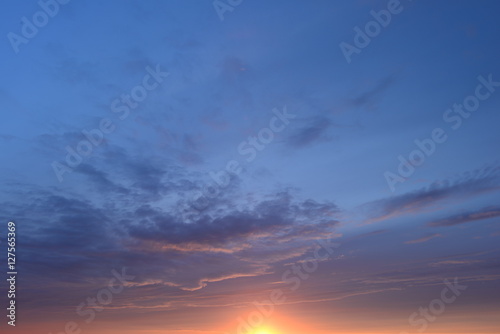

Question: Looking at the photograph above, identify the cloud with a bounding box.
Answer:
[121,48,154,75]
[127,192,339,247]
[350,229,388,241]
[286,116,333,148]
[348,74,396,110]
[361,165,500,223]
[51,57,100,85]
[76,163,129,194]
[128,211,291,246]
[0,178,341,304]
[120,191,340,291]
[430,260,483,267]
[405,233,442,244]
[428,205,500,227]
[96,145,201,201]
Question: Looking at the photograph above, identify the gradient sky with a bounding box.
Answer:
[1,1,500,334]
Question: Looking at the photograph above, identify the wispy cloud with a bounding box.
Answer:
[429,260,484,267]
[286,116,333,148]
[405,233,442,244]
[361,165,500,223]
[348,74,396,110]
[428,205,500,227]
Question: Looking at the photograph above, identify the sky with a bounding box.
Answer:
[0,0,500,333]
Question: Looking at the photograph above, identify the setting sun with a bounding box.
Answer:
[254,328,276,334]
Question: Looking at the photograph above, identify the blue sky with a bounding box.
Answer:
[1,1,500,333]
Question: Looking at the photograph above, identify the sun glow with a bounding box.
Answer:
[254,327,276,334]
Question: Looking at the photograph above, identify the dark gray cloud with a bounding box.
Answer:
[128,211,290,245]
[128,192,339,246]
[0,179,340,304]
